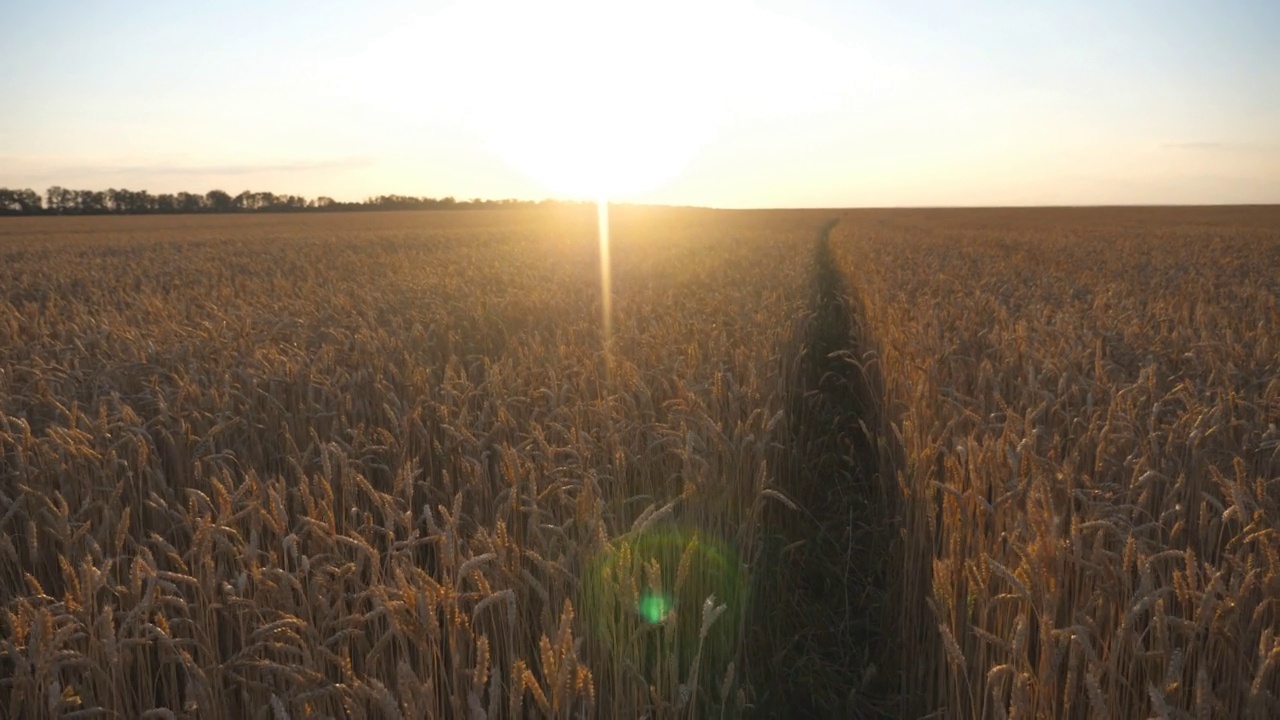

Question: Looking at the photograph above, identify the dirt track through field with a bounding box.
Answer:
[750,220,903,718]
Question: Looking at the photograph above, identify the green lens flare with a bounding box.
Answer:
[579,524,745,686]
[638,590,672,624]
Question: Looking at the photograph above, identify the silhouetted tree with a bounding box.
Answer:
[0,188,42,214]
[177,192,205,213]
[0,186,540,216]
[205,190,233,212]
[107,188,153,213]
[72,190,106,213]
[45,187,73,214]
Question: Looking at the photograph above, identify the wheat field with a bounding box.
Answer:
[831,207,1280,719]
[1,206,1277,718]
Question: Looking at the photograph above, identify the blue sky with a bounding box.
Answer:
[2,0,1277,206]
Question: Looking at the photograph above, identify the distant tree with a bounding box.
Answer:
[18,188,42,213]
[133,189,157,213]
[107,188,134,213]
[71,189,107,214]
[46,186,75,214]
[205,190,234,213]
[16,186,538,217]
[177,192,205,213]
[0,188,42,214]
[233,190,256,211]
[108,188,156,213]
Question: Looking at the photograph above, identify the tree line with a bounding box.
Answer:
[0,187,547,216]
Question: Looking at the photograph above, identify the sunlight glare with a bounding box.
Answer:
[348,0,858,368]
[383,0,855,200]
[596,196,613,373]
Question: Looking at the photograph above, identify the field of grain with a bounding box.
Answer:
[832,207,1280,719]
[1,206,1277,719]
[0,208,888,719]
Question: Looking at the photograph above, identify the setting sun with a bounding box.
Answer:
[456,0,716,197]
[373,0,854,199]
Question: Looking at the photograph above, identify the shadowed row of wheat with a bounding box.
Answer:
[0,209,850,719]
[832,207,1280,719]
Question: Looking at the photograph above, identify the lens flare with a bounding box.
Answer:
[579,525,745,685]
[638,590,672,624]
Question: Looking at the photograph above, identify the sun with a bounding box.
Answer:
[484,88,710,200]
[347,0,856,367]
[422,0,725,199]
[354,0,855,200]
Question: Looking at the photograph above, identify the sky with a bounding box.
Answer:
[2,0,1278,207]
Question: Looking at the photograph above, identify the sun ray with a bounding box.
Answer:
[597,196,613,379]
